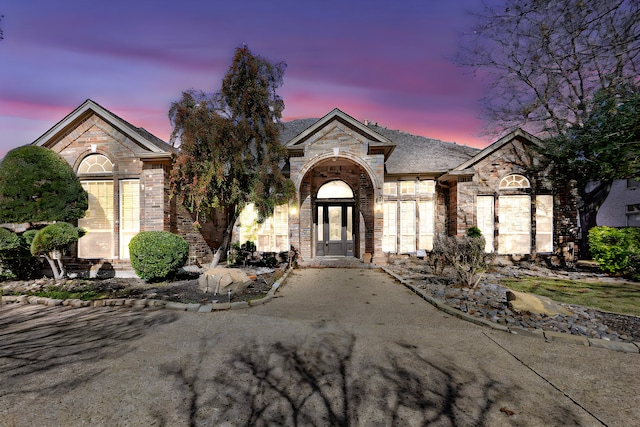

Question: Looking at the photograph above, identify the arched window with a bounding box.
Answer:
[499,174,530,189]
[317,180,354,199]
[78,154,113,174]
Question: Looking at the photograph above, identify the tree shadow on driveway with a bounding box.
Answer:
[156,326,583,426]
[0,304,177,398]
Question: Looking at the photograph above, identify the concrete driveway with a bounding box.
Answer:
[0,268,638,426]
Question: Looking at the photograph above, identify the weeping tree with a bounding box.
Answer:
[457,0,640,253]
[169,46,295,267]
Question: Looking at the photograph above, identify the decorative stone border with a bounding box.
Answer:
[381,266,640,354]
[1,267,293,313]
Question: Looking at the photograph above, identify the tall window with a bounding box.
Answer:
[498,195,531,254]
[79,180,114,258]
[399,201,416,253]
[535,195,554,253]
[476,196,494,252]
[418,200,434,250]
[382,202,397,252]
[120,180,140,259]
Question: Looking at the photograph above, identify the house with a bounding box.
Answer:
[32,100,583,270]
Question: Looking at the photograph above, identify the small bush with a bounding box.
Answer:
[589,226,639,278]
[466,226,483,238]
[432,234,494,287]
[129,231,189,281]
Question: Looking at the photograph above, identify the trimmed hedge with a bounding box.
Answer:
[589,226,640,280]
[129,231,189,281]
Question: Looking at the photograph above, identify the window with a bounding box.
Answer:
[317,180,353,199]
[627,204,640,227]
[78,181,114,258]
[536,195,554,253]
[499,174,530,189]
[383,182,397,196]
[120,180,140,259]
[476,196,494,253]
[237,203,289,252]
[418,180,435,194]
[400,181,415,195]
[382,202,397,253]
[498,195,531,254]
[78,154,113,174]
[418,200,434,250]
[399,201,416,253]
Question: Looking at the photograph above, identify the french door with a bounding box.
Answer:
[316,203,354,256]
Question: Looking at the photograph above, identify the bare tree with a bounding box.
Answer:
[457,0,640,139]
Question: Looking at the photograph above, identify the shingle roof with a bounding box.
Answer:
[281,118,480,175]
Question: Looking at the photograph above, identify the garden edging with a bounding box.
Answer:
[1,266,294,313]
[380,266,640,354]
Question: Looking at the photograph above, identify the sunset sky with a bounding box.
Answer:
[0,0,497,158]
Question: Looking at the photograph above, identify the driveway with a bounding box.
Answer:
[0,268,638,426]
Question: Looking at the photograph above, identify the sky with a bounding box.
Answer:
[0,0,496,158]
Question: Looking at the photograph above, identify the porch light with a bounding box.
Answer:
[290,205,298,216]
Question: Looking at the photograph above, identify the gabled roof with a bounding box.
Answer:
[284,108,396,160]
[450,128,542,172]
[32,99,171,154]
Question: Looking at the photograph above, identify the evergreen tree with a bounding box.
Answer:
[0,145,88,223]
[169,46,295,266]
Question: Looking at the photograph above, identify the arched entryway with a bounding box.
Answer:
[315,180,355,257]
[292,154,380,263]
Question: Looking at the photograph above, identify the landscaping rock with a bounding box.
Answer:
[198,268,251,295]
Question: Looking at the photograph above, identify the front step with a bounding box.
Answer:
[297,256,375,268]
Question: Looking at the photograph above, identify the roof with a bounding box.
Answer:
[32,99,171,154]
[281,116,480,175]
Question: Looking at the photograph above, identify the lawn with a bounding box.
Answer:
[500,277,640,317]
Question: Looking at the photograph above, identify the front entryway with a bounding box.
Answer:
[316,203,354,256]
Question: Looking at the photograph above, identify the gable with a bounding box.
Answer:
[32,99,170,157]
[285,108,396,160]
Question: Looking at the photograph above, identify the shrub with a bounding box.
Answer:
[0,228,38,280]
[466,226,483,238]
[588,226,640,277]
[432,234,494,287]
[129,231,189,281]
[31,222,86,279]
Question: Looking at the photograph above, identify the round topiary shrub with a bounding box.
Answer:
[129,231,189,281]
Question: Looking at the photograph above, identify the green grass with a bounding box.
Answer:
[500,277,640,316]
[30,289,106,301]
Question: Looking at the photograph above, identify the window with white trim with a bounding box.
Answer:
[383,182,397,196]
[78,180,114,258]
[535,195,553,253]
[400,181,415,195]
[627,204,640,227]
[399,201,416,253]
[418,200,434,250]
[382,202,397,253]
[499,174,530,189]
[119,180,140,259]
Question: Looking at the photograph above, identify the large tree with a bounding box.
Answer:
[458,0,640,138]
[0,145,88,223]
[542,84,640,241]
[457,0,640,255]
[169,46,295,267]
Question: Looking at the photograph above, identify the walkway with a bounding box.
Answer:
[0,268,637,426]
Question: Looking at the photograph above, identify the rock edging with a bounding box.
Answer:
[1,267,293,313]
[381,266,640,354]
